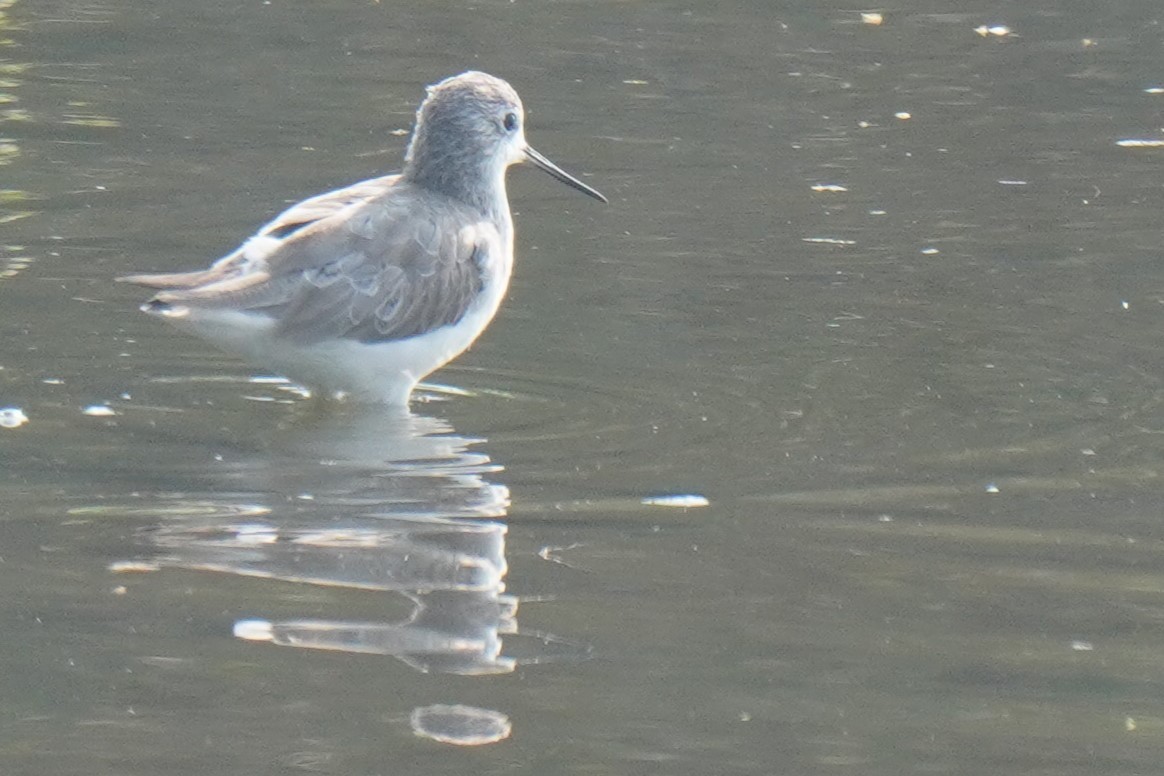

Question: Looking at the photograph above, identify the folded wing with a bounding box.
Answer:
[121,176,494,345]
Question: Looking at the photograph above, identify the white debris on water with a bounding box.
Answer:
[233,619,275,642]
[0,407,28,428]
[803,237,857,246]
[974,24,1012,37]
[642,494,710,509]
[108,560,160,573]
[82,405,118,417]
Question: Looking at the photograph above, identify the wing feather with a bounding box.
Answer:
[122,175,494,346]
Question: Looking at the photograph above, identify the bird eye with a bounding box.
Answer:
[503,112,519,132]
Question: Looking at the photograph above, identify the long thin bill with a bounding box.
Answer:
[524,146,608,203]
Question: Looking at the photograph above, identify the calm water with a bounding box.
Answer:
[5,0,1164,773]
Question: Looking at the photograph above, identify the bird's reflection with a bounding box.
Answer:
[237,403,510,519]
[234,587,517,676]
[123,404,530,676]
[151,517,507,593]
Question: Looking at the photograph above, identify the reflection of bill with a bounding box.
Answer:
[236,585,518,676]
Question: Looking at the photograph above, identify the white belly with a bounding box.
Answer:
[159,238,514,404]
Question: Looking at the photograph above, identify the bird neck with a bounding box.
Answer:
[404,147,509,218]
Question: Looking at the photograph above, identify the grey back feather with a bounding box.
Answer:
[143,176,492,345]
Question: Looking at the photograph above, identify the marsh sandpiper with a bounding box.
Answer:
[120,71,606,404]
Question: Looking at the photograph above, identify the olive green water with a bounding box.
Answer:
[5,1,1164,773]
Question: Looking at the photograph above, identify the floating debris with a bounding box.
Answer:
[894,111,911,120]
[62,112,121,128]
[1116,139,1164,148]
[997,179,1028,186]
[0,407,27,428]
[410,704,512,746]
[1070,640,1094,651]
[985,483,1000,494]
[233,619,274,642]
[974,24,1012,37]
[811,184,848,193]
[82,405,117,417]
[642,494,710,509]
[920,247,940,255]
[108,560,160,573]
[0,251,33,279]
[861,12,883,26]
[803,237,857,246]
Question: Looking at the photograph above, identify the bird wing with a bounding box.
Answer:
[119,175,403,290]
[124,177,497,345]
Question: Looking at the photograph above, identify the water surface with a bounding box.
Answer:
[5,1,1164,773]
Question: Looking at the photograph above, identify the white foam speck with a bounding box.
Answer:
[233,619,275,641]
[642,494,710,508]
[0,407,28,428]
